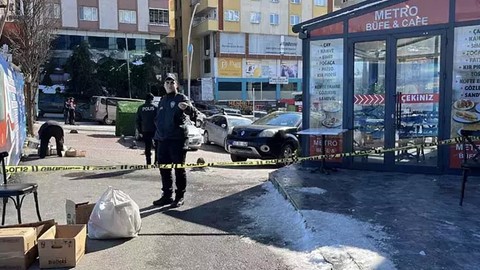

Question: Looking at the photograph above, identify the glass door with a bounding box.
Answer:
[394,35,441,166]
[352,40,387,164]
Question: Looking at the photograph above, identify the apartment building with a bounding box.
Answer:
[175,0,329,105]
[1,0,175,81]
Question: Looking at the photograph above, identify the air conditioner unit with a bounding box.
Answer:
[205,49,210,56]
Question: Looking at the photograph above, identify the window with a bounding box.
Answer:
[149,9,169,25]
[314,0,326,6]
[250,12,261,24]
[119,10,136,24]
[224,10,239,22]
[47,3,61,18]
[270,13,279,25]
[290,15,300,25]
[271,0,279,2]
[204,59,211,73]
[79,6,98,21]
[290,0,301,3]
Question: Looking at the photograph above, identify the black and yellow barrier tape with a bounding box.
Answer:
[5,136,476,173]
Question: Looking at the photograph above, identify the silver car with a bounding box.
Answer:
[203,115,253,151]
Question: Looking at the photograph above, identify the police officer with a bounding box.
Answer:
[153,73,199,208]
[136,93,158,165]
[38,121,64,158]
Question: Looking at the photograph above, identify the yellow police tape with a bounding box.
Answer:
[4,136,477,173]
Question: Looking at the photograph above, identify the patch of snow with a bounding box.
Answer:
[296,187,327,195]
[240,182,396,270]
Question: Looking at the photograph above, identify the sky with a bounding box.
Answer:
[240,182,396,270]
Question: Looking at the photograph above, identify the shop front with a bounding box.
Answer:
[293,0,480,173]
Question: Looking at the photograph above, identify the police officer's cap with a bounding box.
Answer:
[165,73,178,82]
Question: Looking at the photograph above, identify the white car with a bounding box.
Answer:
[186,121,204,150]
[203,115,253,151]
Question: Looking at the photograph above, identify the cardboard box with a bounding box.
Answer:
[38,225,87,269]
[0,227,37,270]
[65,200,95,224]
[64,148,86,157]
[0,220,56,270]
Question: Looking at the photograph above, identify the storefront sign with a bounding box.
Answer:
[248,34,301,56]
[201,77,214,101]
[456,0,480,22]
[450,24,480,168]
[354,94,385,105]
[244,59,276,78]
[280,60,299,78]
[219,33,246,54]
[400,93,439,103]
[269,77,288,84]
[310,22,344,37]
[348,0,449,33]
[218,58,242,77]
[309,136,342,162]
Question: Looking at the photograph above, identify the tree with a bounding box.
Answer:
[64,41,101,96]
[96,56,128,97]
[6,0,58,136]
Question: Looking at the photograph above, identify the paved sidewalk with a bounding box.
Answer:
[269,165,480,269]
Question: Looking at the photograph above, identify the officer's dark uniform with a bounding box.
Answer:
[136,93,158,165]
[154,88,198,206]
[38,121,64,158]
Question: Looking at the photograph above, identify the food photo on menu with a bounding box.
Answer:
[310,98,343,128]
[451,98,480,135]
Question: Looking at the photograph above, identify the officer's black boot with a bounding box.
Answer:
[146,155,151,165]
[171,192,184,208]
[153,195,173,206]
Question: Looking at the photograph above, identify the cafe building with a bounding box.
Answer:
[293,0,480,173]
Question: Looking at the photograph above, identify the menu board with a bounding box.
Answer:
[450,25,480,168]
[309,38,344,129]
[309,38,344,157]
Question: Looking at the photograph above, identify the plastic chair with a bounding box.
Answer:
[0,151,42,224]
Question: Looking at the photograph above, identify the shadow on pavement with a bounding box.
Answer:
[88,134,118,139]
[87,238,130,253]
[200,144,227,154]
[66,170,136,180]
[158,185,291,248]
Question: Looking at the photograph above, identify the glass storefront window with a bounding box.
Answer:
[218,82,242,100]
[353,40,386,164]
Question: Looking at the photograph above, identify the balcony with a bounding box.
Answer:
[192,18,218,36]
[191,0,218,14]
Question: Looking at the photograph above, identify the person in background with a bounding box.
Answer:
[68,97,76,125]
[38,120,64,158]
[136,93,158,165]
[64,97,71,124]
[152,73,199,208]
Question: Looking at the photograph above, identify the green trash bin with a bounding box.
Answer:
[115,101,143,136]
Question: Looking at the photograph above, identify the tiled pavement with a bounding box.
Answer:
[269,165,480,269]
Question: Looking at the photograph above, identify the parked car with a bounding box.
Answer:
[90,96,143,125]
[38,93,90,122]
[203,114,253,151]
[186,120,204,150]
[226,111,303,162]
[193,102,221,116]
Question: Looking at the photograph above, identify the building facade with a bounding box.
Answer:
[176,0,329,108]
[1,0,176,82]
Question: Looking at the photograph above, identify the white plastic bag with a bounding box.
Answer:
[88,187,142,239]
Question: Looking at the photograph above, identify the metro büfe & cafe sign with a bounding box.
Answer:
[348,0,449,33]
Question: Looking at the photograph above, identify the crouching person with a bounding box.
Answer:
[38,121,64,158]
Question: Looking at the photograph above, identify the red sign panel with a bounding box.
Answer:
[456,0,480,22]
[354,94,385,105]
[310,136,343,162]
[450,143,479,168]
[310,22,344,37]
[348,0,449,33]
[400,93,439,104]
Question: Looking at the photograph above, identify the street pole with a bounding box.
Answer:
[187,3,200,99]
[125,35,132,98]
[252,87,255,114]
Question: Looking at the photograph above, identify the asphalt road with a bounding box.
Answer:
[2,119,292,270]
